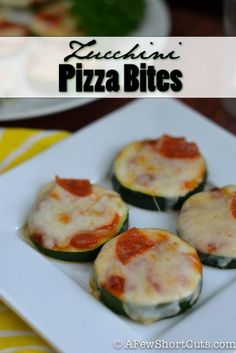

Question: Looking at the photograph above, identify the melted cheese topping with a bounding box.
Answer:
[114,139,206,198]
[27,182,127,249]
[94,229,202,307]
[178,185,236,258]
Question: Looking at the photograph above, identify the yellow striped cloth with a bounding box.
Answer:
[0,128,70,353]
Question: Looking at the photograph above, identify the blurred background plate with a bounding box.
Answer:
[0,98,95,121]
[133,0,171,36]
[0,0,171,121]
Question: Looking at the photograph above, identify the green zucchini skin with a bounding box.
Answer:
[31,216,128,262]
[93,272,202,322]
[100,286,127,317]
[31,239,100,262]
[197,251,236,269]
[112,173,207,211]
[176,230,236,270]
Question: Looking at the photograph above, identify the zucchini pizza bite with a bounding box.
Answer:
[26,177,128,262]
[92,228,202,323]
[31,1,84,36]
[112,135,207,211]
[178,186,236,269]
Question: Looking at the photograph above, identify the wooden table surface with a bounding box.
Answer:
[1,1,236,135]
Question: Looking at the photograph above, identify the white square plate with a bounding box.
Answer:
[0,99,236,353]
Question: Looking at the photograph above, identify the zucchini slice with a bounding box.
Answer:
[112,135,207,211]
[27,177,129,262]
[178,185,236,269]
[92,228,202,323]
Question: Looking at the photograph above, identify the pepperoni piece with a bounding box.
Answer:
[31,233,44,247]
[160,135,200,159]
[145,135,200,159]
[116,228,155,264]
[97,213,120,232]
[231,193,236,219]
[56,176,92,197]
[70,214,120,250]
[103,275,125,297]
[70,233,99,250]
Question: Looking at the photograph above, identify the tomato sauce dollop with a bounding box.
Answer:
[116,228,155,265]
[56,176,92,197]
